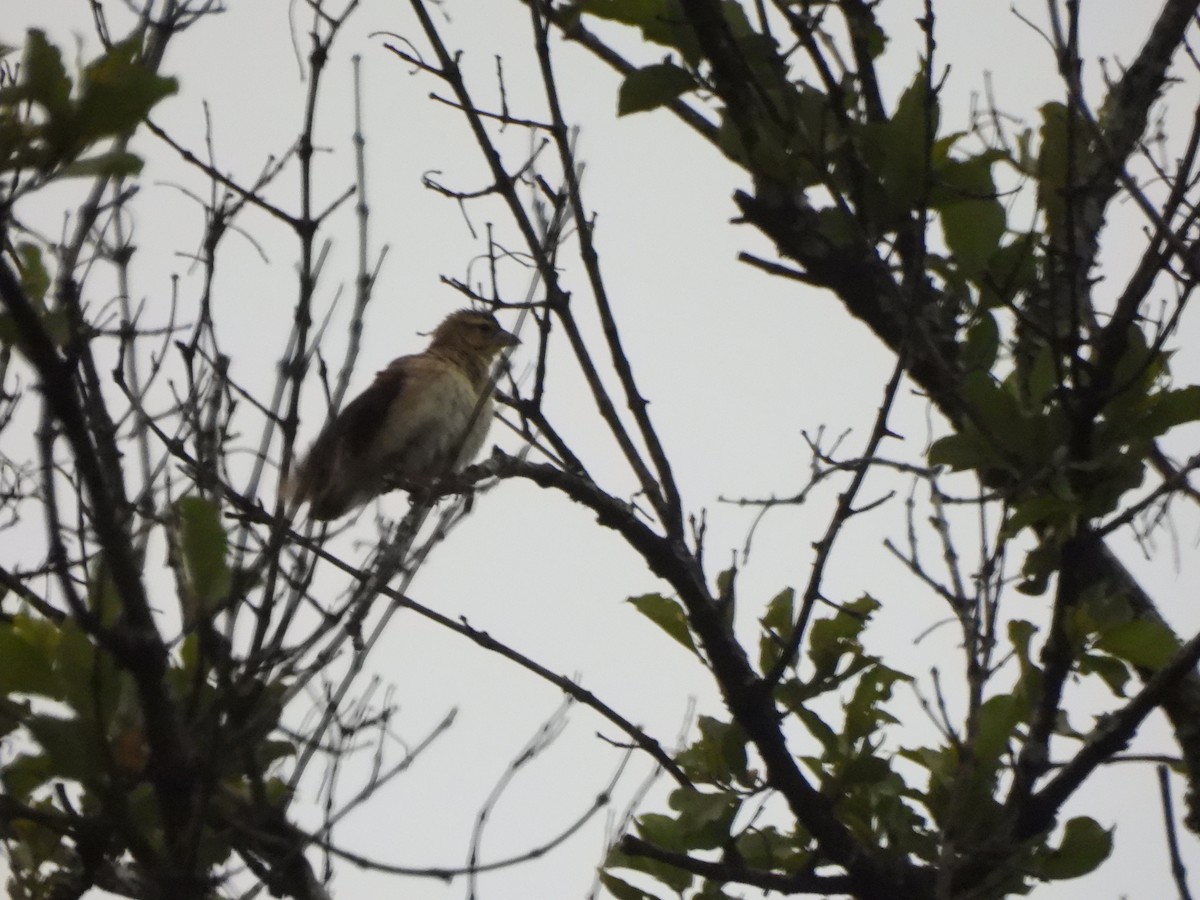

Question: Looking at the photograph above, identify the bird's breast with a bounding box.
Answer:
[372,368,494,480]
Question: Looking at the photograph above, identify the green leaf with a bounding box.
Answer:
[599,873,665,900]
[928,430,1003,473]
[808,594,878,678]
[962,313,999,374]
[256,738,297,769]
[1009,619,1036,663]
[974,693,1022,769]
[627,593,697,656]
[0,625,59,698]
[1004,495,1078,538]
[1018,538,1059,596]
[840,752,893,788]
[0,314,22,347]
[714,566,735,600]
[635,812,687,852]
[24,713,103,784]
[668,787,738,850]
[860,71,939,215]
[1008,619,1042,710]
[0,30,172,194]
[1072,582,1131,635]
[759,586,794,671]
[1037,102,1070,234]
[964,370,1024,434]
[1094,619,1180,670]
[6,802,65,868]
[617,62,696,116]
[981,234,1039,309]
[52,620,123,724]
[808,621,858,681]
[575,0,702,64]
[940,197,1005,277]
[193,815,237,869]
[1131,385,1200,439]
[1036,816,1112,880]
[736,826,806,872]
[1086,449,1146,520]
[0,308,70,350]
[11,613,59,656]
[931,149,1006,203]
[75,38,178,143]
[676,716,747,786]
[761,586,795,633]
[262,776,293,809]
[1025,344,1060,408]
[19,30,71,116]
[813,205,860,247]
[607,843,693,894]
[0,245,70,352]
[174,496,232,618]
[844,663,909,741]
[900,745,955,784]
[793,705,839,756]
[1107,325,1161,407]
[1078,652,1131,697]
[58,150,144,179]
[1,753,54,801]
[0,696,30,741]
[694,884,739,900]
[859,17,888,58]
[15,243,50,305]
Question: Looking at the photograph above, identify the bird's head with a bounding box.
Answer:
[429,309,520,358]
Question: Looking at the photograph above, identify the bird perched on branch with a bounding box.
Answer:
[283,309,519,520]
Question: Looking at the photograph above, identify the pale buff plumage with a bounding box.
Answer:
[284,309,519,520]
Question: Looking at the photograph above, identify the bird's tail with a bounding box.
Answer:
[280,444,360,521]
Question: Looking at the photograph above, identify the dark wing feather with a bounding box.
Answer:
[290,358,411,519]
[337,360,410,455]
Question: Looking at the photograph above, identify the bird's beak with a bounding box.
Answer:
[494,327,520,348]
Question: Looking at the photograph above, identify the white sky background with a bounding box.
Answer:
[4,1,1200,898]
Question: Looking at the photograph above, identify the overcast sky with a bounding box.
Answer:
[5,2,1200,898]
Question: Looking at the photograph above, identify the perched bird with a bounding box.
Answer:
[284,309,519,520]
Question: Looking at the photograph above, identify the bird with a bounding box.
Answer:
[283,308,519,520]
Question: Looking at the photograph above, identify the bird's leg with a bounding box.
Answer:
[442,471,481,512]
[377,470,477,511]
[378,471,426,498]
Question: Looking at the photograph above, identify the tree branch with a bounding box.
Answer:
[0,254,194,874]
[619,834,857,895]
[467,451,930,899]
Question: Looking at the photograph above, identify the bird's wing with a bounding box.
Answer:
[284,355,416,519]
[362,353,479,477]
[287,350,484,519]
[337,355,415,456]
